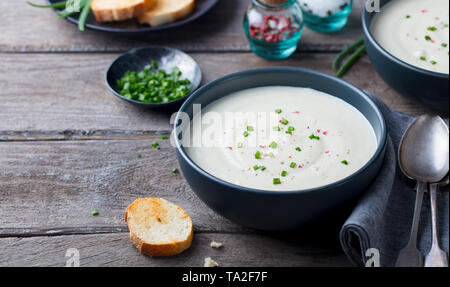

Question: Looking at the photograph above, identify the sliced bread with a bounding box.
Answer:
[137,0,195,27]
[91,0,157,23]
[125,198,194,257]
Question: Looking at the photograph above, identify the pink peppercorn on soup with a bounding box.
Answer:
[185,86,378,191]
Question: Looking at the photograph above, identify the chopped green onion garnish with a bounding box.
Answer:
[286,126,295,134]
[116,64,191,104]
[253,165,266,171]
[428,26,437,31]
[269,141,278,149]
[137,153,142,158]
[309,134,320,140]
[160,135,169,140]
[296,147,302,152]
[281,171,287,177]
[269,152,275,158]
[406,15,411,19]
[420,56,427,61]
[431,60,437,65]
[91,209,99,216]
[152,141,160,149]
[273,178,281,185]
[341,160,349,165]
[280,118,289,125]
[290,162,297,168]
[243,131,249,137]
[171,168,178,173]
[442,43,448,48]
[425,35,432,41]
[275,109,282,114]
[273,126,281,131]
[237,142,244,148]
[247,126,254,132]
[255,151,262,159]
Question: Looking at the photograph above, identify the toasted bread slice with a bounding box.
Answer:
[91,0,157,23]
[125,198,193,257]
[137,0,195,27]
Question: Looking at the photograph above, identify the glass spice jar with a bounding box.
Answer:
[244,0,304,60]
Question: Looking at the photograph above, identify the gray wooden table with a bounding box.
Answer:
[0,0,443,267]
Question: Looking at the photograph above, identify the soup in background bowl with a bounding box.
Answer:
[363,0,449,111]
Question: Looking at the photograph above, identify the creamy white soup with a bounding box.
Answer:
[185,87,378,191]
[371,0,449,74]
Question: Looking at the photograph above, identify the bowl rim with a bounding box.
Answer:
[362,0,449,79]
[174,67,388,195]
[105,46,202,107]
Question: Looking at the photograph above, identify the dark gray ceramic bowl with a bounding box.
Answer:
[363,0,449,112]
[106,47,201,109]
[174,67,387,231]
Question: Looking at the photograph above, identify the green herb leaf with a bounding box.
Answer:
[27,1,68,8]
[341,160,349,165]
[152,141,160,149]
[309,134,320,140]
[269,141,278,149]
[296,147,302,152]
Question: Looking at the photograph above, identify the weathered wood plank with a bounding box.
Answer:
[0,52,437,140]
[0,137,249,232]
[0,232,351,267]
[0,0,366,53]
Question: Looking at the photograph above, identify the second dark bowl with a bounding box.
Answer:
[106,47,202,109]
[363,0,449,112]
[174,67,387,231]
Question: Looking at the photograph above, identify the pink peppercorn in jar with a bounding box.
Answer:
[244,0,304,60]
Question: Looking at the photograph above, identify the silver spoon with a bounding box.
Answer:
[425,174,449,267]
[396,115,449,267]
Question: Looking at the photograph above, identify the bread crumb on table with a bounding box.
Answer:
[204,257,219,267]
[210,241,223,249]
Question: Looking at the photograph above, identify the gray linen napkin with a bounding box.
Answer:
[340,93,449,267]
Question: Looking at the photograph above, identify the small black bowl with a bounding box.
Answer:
[363,0,449,112]
[106,47,202,109]
[174,67,387,231]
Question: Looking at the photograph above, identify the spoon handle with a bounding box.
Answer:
[395,181,426,267]
[409,181,426,247]
[425,183,449,267]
